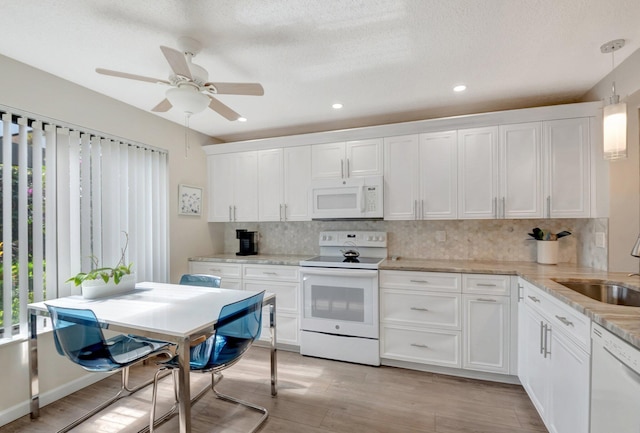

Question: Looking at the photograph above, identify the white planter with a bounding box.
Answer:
[536,241,559,265]
[82,273,137,299]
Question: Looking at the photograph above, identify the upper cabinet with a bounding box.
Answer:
[311,138,383,179]
[384,132,457,220]
[258,146,312,221]
[458,127,499,219]
[208,151,258,222]
[544,118,590,218]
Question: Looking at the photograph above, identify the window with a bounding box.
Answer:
[0,107,169,340]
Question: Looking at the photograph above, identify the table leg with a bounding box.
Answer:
[269,298,277,396]
[28,309,40,419]
[176,338,191,433]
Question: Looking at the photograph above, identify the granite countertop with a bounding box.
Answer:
[189,254,314,267]
[381,258,640,349]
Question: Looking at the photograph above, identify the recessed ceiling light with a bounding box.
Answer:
[332,103,343,109]
[237,117,247,122]
[453,85,467,92]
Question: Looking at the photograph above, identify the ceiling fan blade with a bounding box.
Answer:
[151,98,172,112]
[205,82,264,96]
[96,68,170,85]
[160,46,192,80]
[207,96,241,121]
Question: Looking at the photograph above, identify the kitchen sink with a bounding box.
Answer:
[552,279,640,307]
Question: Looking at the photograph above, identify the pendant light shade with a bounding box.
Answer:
[601,39,627,161]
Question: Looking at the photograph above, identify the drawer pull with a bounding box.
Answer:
[528,295,541,303]
[410,343,429,349]
[409,279,429,284]
[476,283,497,287]
[263,271,278,275]
[209,268,222,272]
[555,315,574,327]
[410,307,429,312]
[476,298,496,302]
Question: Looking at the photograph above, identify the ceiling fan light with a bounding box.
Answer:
[166,86,209,115]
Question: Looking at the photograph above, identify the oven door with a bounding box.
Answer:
[300,267,379,339]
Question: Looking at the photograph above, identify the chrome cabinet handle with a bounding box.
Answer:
[477,298,496,302]
[543,324,551,358]
[233,205,237,221]
[555,315,574,327]
[228,205,232,221]
[517,284,524,301]
[283,204,287,221]
[414,200,417,220]
[208,268,221,272]
[279,204,283,221]
[547,196,551,218]
[493,197,497,218]
[477,283,497,287]
[410,343,429,348]
[341,159,344,178]
[540,321,545,355]
[263,271,278,276]
[410,307,429,311]
[528,295,541,303]
[420,200,425,219]
[346,158,350,178]
[410,279,428,284]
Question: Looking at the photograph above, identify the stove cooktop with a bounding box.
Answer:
[300,255,385,269]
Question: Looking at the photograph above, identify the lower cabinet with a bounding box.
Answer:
[188,260,300,348]
[380,271,512,376]
[518,278,590,433]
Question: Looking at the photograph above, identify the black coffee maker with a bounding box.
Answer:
[236,229,258,256]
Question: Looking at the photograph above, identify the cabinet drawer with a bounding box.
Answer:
[463,274,511,296]
[381,325,461,368]
[381,289,461,329]
[243,264,299,281]
[380,270,461,292]
[244,280,299,313]
[188,261,242,279]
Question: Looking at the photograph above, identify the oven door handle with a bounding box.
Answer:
[300,268,378,278]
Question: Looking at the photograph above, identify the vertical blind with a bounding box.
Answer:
[0,107,169,338]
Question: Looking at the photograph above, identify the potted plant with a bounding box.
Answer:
[66,232,136,299]
[528,228,571,265]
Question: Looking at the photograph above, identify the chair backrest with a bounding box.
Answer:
[190,291,265,370]
[179,273,222,288]
[46,304,119,370]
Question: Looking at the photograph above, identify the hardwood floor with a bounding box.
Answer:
[2,347,547,432]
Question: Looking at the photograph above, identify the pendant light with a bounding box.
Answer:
[600,39,627,160]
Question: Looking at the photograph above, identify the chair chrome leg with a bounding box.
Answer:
[211,374,269,433]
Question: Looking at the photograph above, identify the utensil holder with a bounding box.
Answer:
[537,241,558,265]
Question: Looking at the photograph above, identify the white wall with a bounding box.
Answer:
[0,54,222,424]
[582,48,640,272]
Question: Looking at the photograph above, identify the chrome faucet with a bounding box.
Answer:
[629,234,640,276]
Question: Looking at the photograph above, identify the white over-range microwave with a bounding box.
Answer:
[310,175,384,219]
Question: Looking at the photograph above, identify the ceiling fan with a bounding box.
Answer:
[95,37,263,121]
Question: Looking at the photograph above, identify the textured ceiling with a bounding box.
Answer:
[1,0,640,142]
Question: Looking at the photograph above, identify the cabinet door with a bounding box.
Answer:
[462,295,510,374]
[383,135,419,220]
[420,131,457,219]
[208,154,235,222]
[544,118,590,218]
[258,148,284,221]
[547,329,590,433]
[233,151,259,222]
[311,142,345,179]
[283,146,311,221]
[500,123,542,218]
[346,138,383,177]
[519,304,549,420]
[458,127,498,219]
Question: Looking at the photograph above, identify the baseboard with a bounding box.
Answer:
[0,372,110,427]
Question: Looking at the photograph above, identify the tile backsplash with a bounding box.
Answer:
[216,218,608,270]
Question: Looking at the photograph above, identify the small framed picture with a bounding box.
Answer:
[178,184,202,216]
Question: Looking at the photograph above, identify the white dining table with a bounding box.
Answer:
[27,282,277,433]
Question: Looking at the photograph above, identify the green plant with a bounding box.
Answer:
[527,227,572,241]
[66,232,133,286]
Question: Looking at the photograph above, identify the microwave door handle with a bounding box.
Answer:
[361,186,366,212]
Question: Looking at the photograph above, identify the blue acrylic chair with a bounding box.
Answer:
[179,273,222,288]
[149,291,267,433]
[46,304,173,433]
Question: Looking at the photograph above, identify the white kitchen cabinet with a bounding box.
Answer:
[208,151,258,222]
[458,127,499,219]
[188,261,242,290]
[543,118,590,218]
[518,278,590,433]
[383,132,457,220]
[242,264,301,347]
[462,274,510,374]
[311,138,382,179]
[499,122,543,218]
[258,146,311,221]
